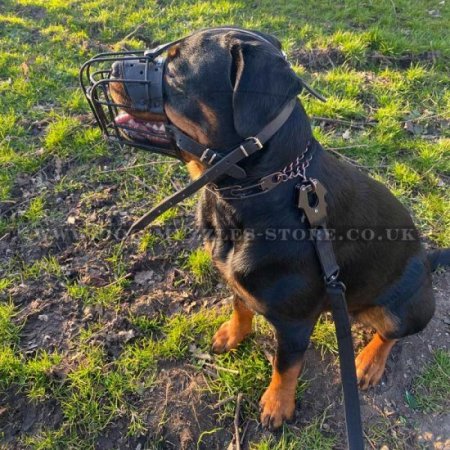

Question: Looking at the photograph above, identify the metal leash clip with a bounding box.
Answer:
[296,178,328,228]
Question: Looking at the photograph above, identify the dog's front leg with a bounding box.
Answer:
[260,318,316,430]
[212,295,254,353]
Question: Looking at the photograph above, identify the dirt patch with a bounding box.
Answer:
[291,47,346,71]
[0,393,62,444]
[367,50,446,69]
[292,47,448,71]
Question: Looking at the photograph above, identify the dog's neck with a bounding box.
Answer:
[184,101,317,188]
[213,101,317,187]
[245,101,314,178]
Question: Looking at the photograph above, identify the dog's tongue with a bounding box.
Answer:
[115,112,153,134]
[115,112,134,125]
[115,113,166,133]
[114,112,170,145]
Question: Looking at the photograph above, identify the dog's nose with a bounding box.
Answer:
[111,61,121,78]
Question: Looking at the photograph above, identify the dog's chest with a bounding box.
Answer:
[211,242,267,314]
[198,199,268,314]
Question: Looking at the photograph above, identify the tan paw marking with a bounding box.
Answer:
[211,320,250,354]
[259,385,295,430]
[355,333,396,390]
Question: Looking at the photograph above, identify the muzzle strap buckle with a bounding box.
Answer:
[200,148,218,165]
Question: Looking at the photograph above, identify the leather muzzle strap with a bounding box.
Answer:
[126,98,297,236]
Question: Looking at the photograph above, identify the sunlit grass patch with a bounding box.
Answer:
[0,302,21,348]
[157,310,225,359]
[392,162,421,188]
[412,139,450,173]
[22,195,46,223]
[208,340,273,418]
[60,347,116,434]
[129,315,163,337]
[112,310,228,407]
[304,95,366,120]
[0,172,13,201]
[412,192,450,246]
[0,0,449,447]
[66,282,90,303]
[320,66,366,98]
[327,30,369,61]
[185,247,216,288]
[24,351,63,401]
[138,231,163,253]
[119,310,226,371]
[311,314,338,357]
[0,278,12,293]
[44,116,81,155]
[67,283,124,308]
[0,346,23,389]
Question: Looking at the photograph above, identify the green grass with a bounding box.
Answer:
[251,418,335,449]
[21,256,63,281]
[185,247,216,288]
[0,302,21,347]
[410,349,450,412]
[311,314,338,357]
[366,415,411,450]
[0,0,449,448]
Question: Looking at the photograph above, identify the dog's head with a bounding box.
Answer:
[108,28,305,174]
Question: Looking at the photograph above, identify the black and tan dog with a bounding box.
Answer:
[109,28,449,430]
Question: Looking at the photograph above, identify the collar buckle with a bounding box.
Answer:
[246,136,263,150]
[240,137,263,157]
[200,148,218,165]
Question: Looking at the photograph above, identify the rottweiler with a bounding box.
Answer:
[108,27,449,430]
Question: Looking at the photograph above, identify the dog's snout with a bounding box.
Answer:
[111,61,121,78]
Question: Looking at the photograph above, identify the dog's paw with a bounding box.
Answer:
[259,386,295,430]
[355,334,395,390]
[211,320,248,353]
[355,353,385,390]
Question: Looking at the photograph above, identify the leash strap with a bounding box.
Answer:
[126,98,296,236]
[297,180,364,450]
[327,281,364,450]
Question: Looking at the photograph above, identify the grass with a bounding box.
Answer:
[366,415,412,450]
[185,248,216,288]
[0,302,21,347]
[310,314,338,357]
[410,349,450,413]
[251,417,335,450]
[0,0,449,448]
[0,309,226,448]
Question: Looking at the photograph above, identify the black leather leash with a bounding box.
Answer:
[297,179,364,450]
[126,98,297,236]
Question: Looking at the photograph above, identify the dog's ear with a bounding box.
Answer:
[230,41,302,137]
[245,30,282,50]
